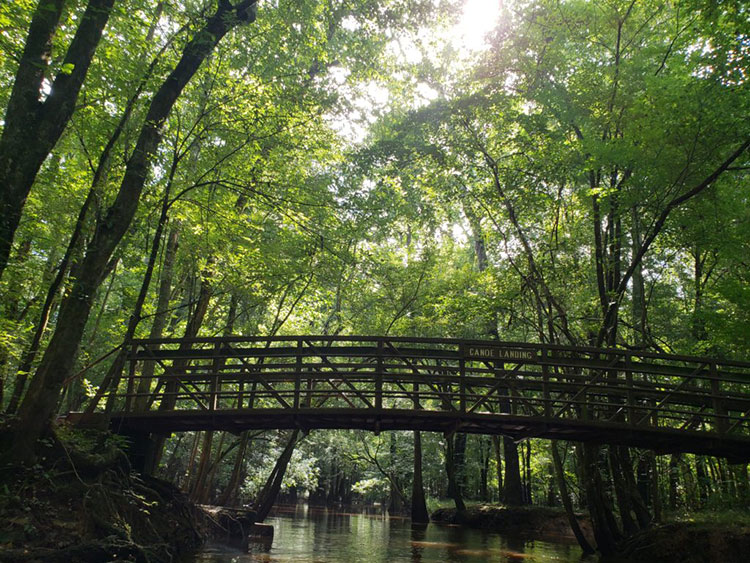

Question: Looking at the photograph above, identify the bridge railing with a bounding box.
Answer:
[98,336,750,439]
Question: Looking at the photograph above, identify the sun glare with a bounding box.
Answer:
[452,0,502,53]
[328,1,503,144]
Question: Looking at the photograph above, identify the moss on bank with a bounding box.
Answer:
[0,422,202,562]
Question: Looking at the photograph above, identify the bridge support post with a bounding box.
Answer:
[376,340,383,412]
[210,341,221,411]
[711,363,727,434]
[459,344,466,414]
[294,339,302,410]
[238,369,245,409]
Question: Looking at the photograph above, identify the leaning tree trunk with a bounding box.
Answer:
[94,176,175,414]
[551,441,595,554]
[6,189,91,415]
[217,430,251,506]
[608,447,639,536]
[8,36,172,414]
[255,430,300,522]
[10,0,258,464]
[191,431,222,503]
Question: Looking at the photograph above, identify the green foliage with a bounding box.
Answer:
[0,0,747,529]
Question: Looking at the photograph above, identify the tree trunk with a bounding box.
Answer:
[388,432,404,514]
[619,447,652,529]
[411,430,429,523]
[479,436,490,502]
[445,433,466,513]
[668,454,681,509]
[6,195,90,415]
[649,452,661,522]
[552,441,595,554]
[0,0,115,279]
[188,296,236,503]
[189,431,215,502]
[581,444,620,555]
[608,447,639,536]
[196,432,232,504]
[493,435,503,501]
[734,463,749,504]
[631,207,647,345]
[10,0,258,464]
[183,432,202,489]
[524,440,532,504]
[453,432,467,499]
[7,33,168,414]
[464,201,500,338]
[696,456,710,506]
[146,269,213,473]
[0,238,34,405]
[135,226,179,410]
[160,432,185,483]
[90,175,175,415]
[503,437,524,506]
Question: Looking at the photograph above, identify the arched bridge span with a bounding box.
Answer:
[100,336,750,461]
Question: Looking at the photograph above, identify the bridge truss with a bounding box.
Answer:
[101,336,750,461]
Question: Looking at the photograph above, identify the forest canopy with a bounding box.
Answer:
[1,0,748,394]
[0,0,749,556]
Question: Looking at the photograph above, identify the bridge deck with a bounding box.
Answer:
[98,336,750,461]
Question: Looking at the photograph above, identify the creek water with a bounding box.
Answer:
[191,504,589,562]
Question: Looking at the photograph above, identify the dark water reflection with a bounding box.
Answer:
[192,504,589,562]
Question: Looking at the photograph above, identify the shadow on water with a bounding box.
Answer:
[191,504,593,562]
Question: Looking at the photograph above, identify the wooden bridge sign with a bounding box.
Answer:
[465,345,538,362]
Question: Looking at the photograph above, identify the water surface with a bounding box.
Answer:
[193,504,587,562]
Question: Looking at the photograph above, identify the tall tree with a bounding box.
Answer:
[10,0,259,463]
[0,0,116,279]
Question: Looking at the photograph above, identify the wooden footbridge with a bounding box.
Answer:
[99,336,750,461]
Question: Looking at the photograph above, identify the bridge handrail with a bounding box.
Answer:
[128,335,750,370]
